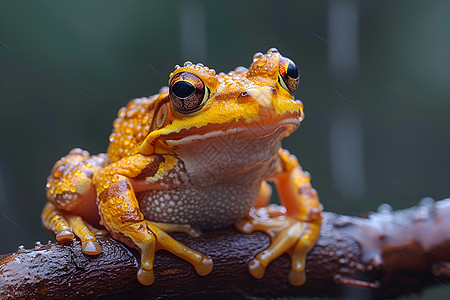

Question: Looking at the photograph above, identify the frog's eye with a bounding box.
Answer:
[169,72,210,114]
[278,57,300,94]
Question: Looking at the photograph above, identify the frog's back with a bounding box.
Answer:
[107,89,169,162]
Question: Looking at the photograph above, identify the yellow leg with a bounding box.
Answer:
[104,219,212,285]
[115,221,157,285]
[288,223,319,285]
[96,171,212,285]
[41,202,74,242]
[254,181,272,209]
[236,208,320,285]
[148,221,202,238]
[65,214,103,255]
[235,148,322,286]
[42,202,103,255]
[147,222,213,276]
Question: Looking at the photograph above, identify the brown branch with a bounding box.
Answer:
[1,199,450,299]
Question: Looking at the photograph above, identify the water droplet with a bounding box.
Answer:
[253,52,263,62]
[257,59,266,67]
[234,66,248,74]
[377,203,393,213]
[420,197,435,207]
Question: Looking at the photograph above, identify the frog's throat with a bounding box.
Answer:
[138,117,300,156]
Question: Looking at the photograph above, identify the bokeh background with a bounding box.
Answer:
[1,1,449,298]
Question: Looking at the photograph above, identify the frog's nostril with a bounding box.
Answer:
[238,88,276,100]
[237,88,276,108]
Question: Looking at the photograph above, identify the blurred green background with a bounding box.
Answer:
[1,0,449,298]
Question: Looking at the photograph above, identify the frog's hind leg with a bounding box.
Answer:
[42,202,74,242]
[65,213,103,254]
[41,202,103,255]
[43,148,110,254]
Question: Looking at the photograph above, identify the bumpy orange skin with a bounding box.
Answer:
[42,48,322,286]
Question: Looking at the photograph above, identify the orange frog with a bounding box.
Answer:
[41,48,322,286]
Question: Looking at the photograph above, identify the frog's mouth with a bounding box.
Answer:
[162,116,300,145]
[139,110,301,155]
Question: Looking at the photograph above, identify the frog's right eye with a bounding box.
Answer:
[169,72,210,114]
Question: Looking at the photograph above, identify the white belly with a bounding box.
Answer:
[137,182,260,229]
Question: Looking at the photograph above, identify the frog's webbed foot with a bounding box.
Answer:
[146,221,213,275]
[42,202,104,255]
[112,219,212,285]
[43,148,110,254]
[235,206,321,286]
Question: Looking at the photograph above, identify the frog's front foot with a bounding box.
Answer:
[110,220,213,285]
[146,221,213,278]
[235,205,321,286]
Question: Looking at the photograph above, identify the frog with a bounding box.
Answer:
[41,48,322,286]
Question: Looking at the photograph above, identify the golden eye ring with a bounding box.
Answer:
[278,57,300,94]
[169,72,209,114]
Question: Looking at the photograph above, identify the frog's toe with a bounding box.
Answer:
[184,225,202,238]
[66,214,103,255]
[287,222,317,285]
[148,221,202,237]
[194,256,213,276]
[137,234,156,285]
[248,257,266,279]
[42,202,103,254]
[137,268,155,286]
[289,269,306,286]
[81,240,102,255]
[235,216,288,235]
[86,223,110,238]
[93,229,109,238]
[146,221,213,276]
[234,219,255,234]
[237,212,320,286]
[55,227,75,243]
[42,202,75,242]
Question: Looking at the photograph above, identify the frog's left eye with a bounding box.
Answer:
[278,57,300,94]
[169,72,210,114]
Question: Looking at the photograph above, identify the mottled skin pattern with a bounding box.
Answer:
[41,48,323,286]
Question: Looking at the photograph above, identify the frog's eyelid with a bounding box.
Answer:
[202,86,210,104]
[278,74,290,93]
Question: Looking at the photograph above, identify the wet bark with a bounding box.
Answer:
[1,198,450,299]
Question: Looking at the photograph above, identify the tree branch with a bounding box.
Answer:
[1,199,450,299]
